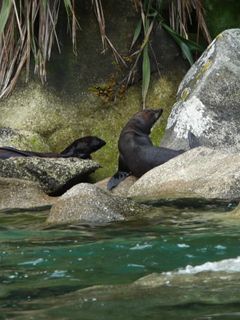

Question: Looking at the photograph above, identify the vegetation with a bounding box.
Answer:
[124,0,211,107]
[0,0,210,105]
[0,0,77,99]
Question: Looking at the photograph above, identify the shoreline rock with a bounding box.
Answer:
[0,157,100,195]
[0,177,55,212]
[95,176,137,197]
[128,147,240,202]
[47,183,147,225]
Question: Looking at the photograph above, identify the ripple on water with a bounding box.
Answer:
[1,204,240,320]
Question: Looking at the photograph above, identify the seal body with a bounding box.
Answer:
[108,108,199,190]
[0,136,106,159]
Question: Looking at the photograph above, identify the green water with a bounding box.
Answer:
[1,203,240,320]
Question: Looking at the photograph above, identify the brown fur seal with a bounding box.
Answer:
[107,108,199,190]
[0,136,106,160]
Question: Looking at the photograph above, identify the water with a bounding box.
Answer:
[1,203,240,319]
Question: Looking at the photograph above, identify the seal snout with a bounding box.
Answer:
[90,136,106,151]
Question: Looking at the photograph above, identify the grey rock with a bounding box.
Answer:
[0,157,100,195]
[0,177,55,212]
[95,176,138,197]
[0,82,82,139]
[47,183,146,225]
[0,127,50,151]
[128,147,240,201]
[160,29,240,152]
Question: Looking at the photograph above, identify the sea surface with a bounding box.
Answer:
[1,201,240,320]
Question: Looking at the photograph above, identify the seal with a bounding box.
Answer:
[107,108,200,190]
[60,136,106,159]
[0,136,106,160]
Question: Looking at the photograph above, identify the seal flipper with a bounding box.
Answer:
[188,131,201,149]
[107,155,131,190]
[107,171,130,190]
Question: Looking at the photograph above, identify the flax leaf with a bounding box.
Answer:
[142,44,150,109]
[0,0,12,35]
[130,20,142,50]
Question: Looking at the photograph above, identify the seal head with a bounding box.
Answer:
[61,136,106,159]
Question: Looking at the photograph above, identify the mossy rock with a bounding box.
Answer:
[0,71,183,181]
[0,128,50,152]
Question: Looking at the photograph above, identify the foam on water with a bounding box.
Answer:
[175,256,240,274]
[18,258,44,266]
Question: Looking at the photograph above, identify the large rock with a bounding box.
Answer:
[23,265,240,313]
[96,176,138,197]
[0,178,55,212]
[160,29,240,152]
[0,82,84,141]
[0,1,188,182]
[73,270,240,306]
[128,147,240,201]
[0,157,100,195]
[0,127,50,151]
[47,183,146,225]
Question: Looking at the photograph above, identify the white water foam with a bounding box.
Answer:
[165,256,240,275]
[18,258,44,266]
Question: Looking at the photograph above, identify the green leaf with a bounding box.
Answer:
[140,19,154,50]
[161,22,203,65]
[142,44,151,108]
[42,0,48,9]
[130,20,142,50]
[156,0,164,11]
[0,0,12,35]
[64,0,73,13]
[180,41,194,65]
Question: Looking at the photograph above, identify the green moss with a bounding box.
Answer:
[28,136,50,152]
[1,72,182,182]
[200,60,213,77]
[180,88,190,101]
[195,60,213,82]
[1,129,51,152]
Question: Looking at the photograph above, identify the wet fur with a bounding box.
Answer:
[107,108,200,190]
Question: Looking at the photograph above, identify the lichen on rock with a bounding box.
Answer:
[160,29,240,152]
[47,183,147,225]
[0,157,100,195]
